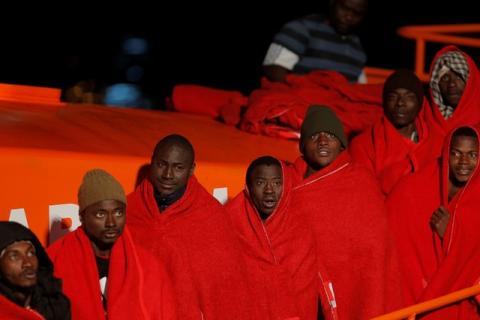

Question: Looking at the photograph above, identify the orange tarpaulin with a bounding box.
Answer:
[0,86,298,245]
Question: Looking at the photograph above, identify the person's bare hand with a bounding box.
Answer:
[430,206,451,239]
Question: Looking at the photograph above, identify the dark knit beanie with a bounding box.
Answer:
[383,69,424,105]
[78,169,126,212]
[300,105,348,147]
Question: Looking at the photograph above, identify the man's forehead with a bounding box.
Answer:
[5,241,34,252]
[154,143,192,158]
[252,165,282,177]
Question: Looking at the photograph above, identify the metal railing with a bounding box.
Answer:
[397,23,480,81]
[371,284,480,319]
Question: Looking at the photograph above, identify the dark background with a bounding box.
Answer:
[1,2,478,108]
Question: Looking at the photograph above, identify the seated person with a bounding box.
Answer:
[48,169,176,320]
[263,0,368,83]
[0,221,70,320]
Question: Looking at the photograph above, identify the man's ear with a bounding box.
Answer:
[189,162,196,177]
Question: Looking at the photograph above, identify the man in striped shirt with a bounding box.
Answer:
[263,0,368,83]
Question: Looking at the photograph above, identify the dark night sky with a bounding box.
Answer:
[0,2,478,107]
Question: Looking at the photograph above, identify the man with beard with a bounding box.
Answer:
[0,221,70,320]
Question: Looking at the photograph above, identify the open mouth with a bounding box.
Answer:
[262,200,277,209]
[317,148,330,156]
[22,269,37,279]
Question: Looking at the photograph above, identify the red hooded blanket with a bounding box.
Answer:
[386,124,480,319]
[423,46,480,158]
[0,296,45,320]
[290,152,402,319]
[127,175,258,320]
[48,227,176,320]
[226,162,338,320]
[349,102,439,195]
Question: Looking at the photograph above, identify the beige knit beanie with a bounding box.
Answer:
[78,169,126,212]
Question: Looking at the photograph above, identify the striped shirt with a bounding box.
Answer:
[263,14,366,82]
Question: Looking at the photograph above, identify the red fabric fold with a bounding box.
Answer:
[387,124,480,319]
[424,46,480,158]
[349,102,439,195]
[240,71,384,139]
[171,84,248,120]
[0,296,45,320]
[225,162,338,320]
[290,152,402,319]
[47,227,175,320]
[127,175,258,320]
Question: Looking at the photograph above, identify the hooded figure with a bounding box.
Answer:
[387,125,480,319]
[424,45,480,158]
[0,221,71,320]
[226,156,338,320]
[350,69,438,194]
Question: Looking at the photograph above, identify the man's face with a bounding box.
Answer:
[439,70,466,108]
[302,131,344,169]
[449,135,478,185]
[384,88,421,128]
[249,164,283,219]
[0,241,38,289]
[150,144,194,197]
[330,0,367,35]
[81,199,126,249]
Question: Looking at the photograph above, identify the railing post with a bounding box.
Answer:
[407,314,416,320]
[415,38,427,81]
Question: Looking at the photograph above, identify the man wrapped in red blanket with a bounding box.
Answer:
[290,105,402,319]
[387,125,480,319]
[226,156,338,320]
[48,169,177,320]
[127,134,259,319]
[350,69,438,195]
[424,46,480,158]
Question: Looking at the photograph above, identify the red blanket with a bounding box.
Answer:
[290,152,402,319]
[424,46,480,158]
[171,84,248,125]
[0,296,45,320]
[47,227,176,320]
[127,176,258,320]
[225,162,338,320]
[240,71,383,139]
[349,103,439,195]
[171,72,383,140]
[386,124,480,319]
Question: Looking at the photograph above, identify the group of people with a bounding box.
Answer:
[2,2,480,318]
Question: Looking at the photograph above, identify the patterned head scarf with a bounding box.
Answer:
[430,50,469,119]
